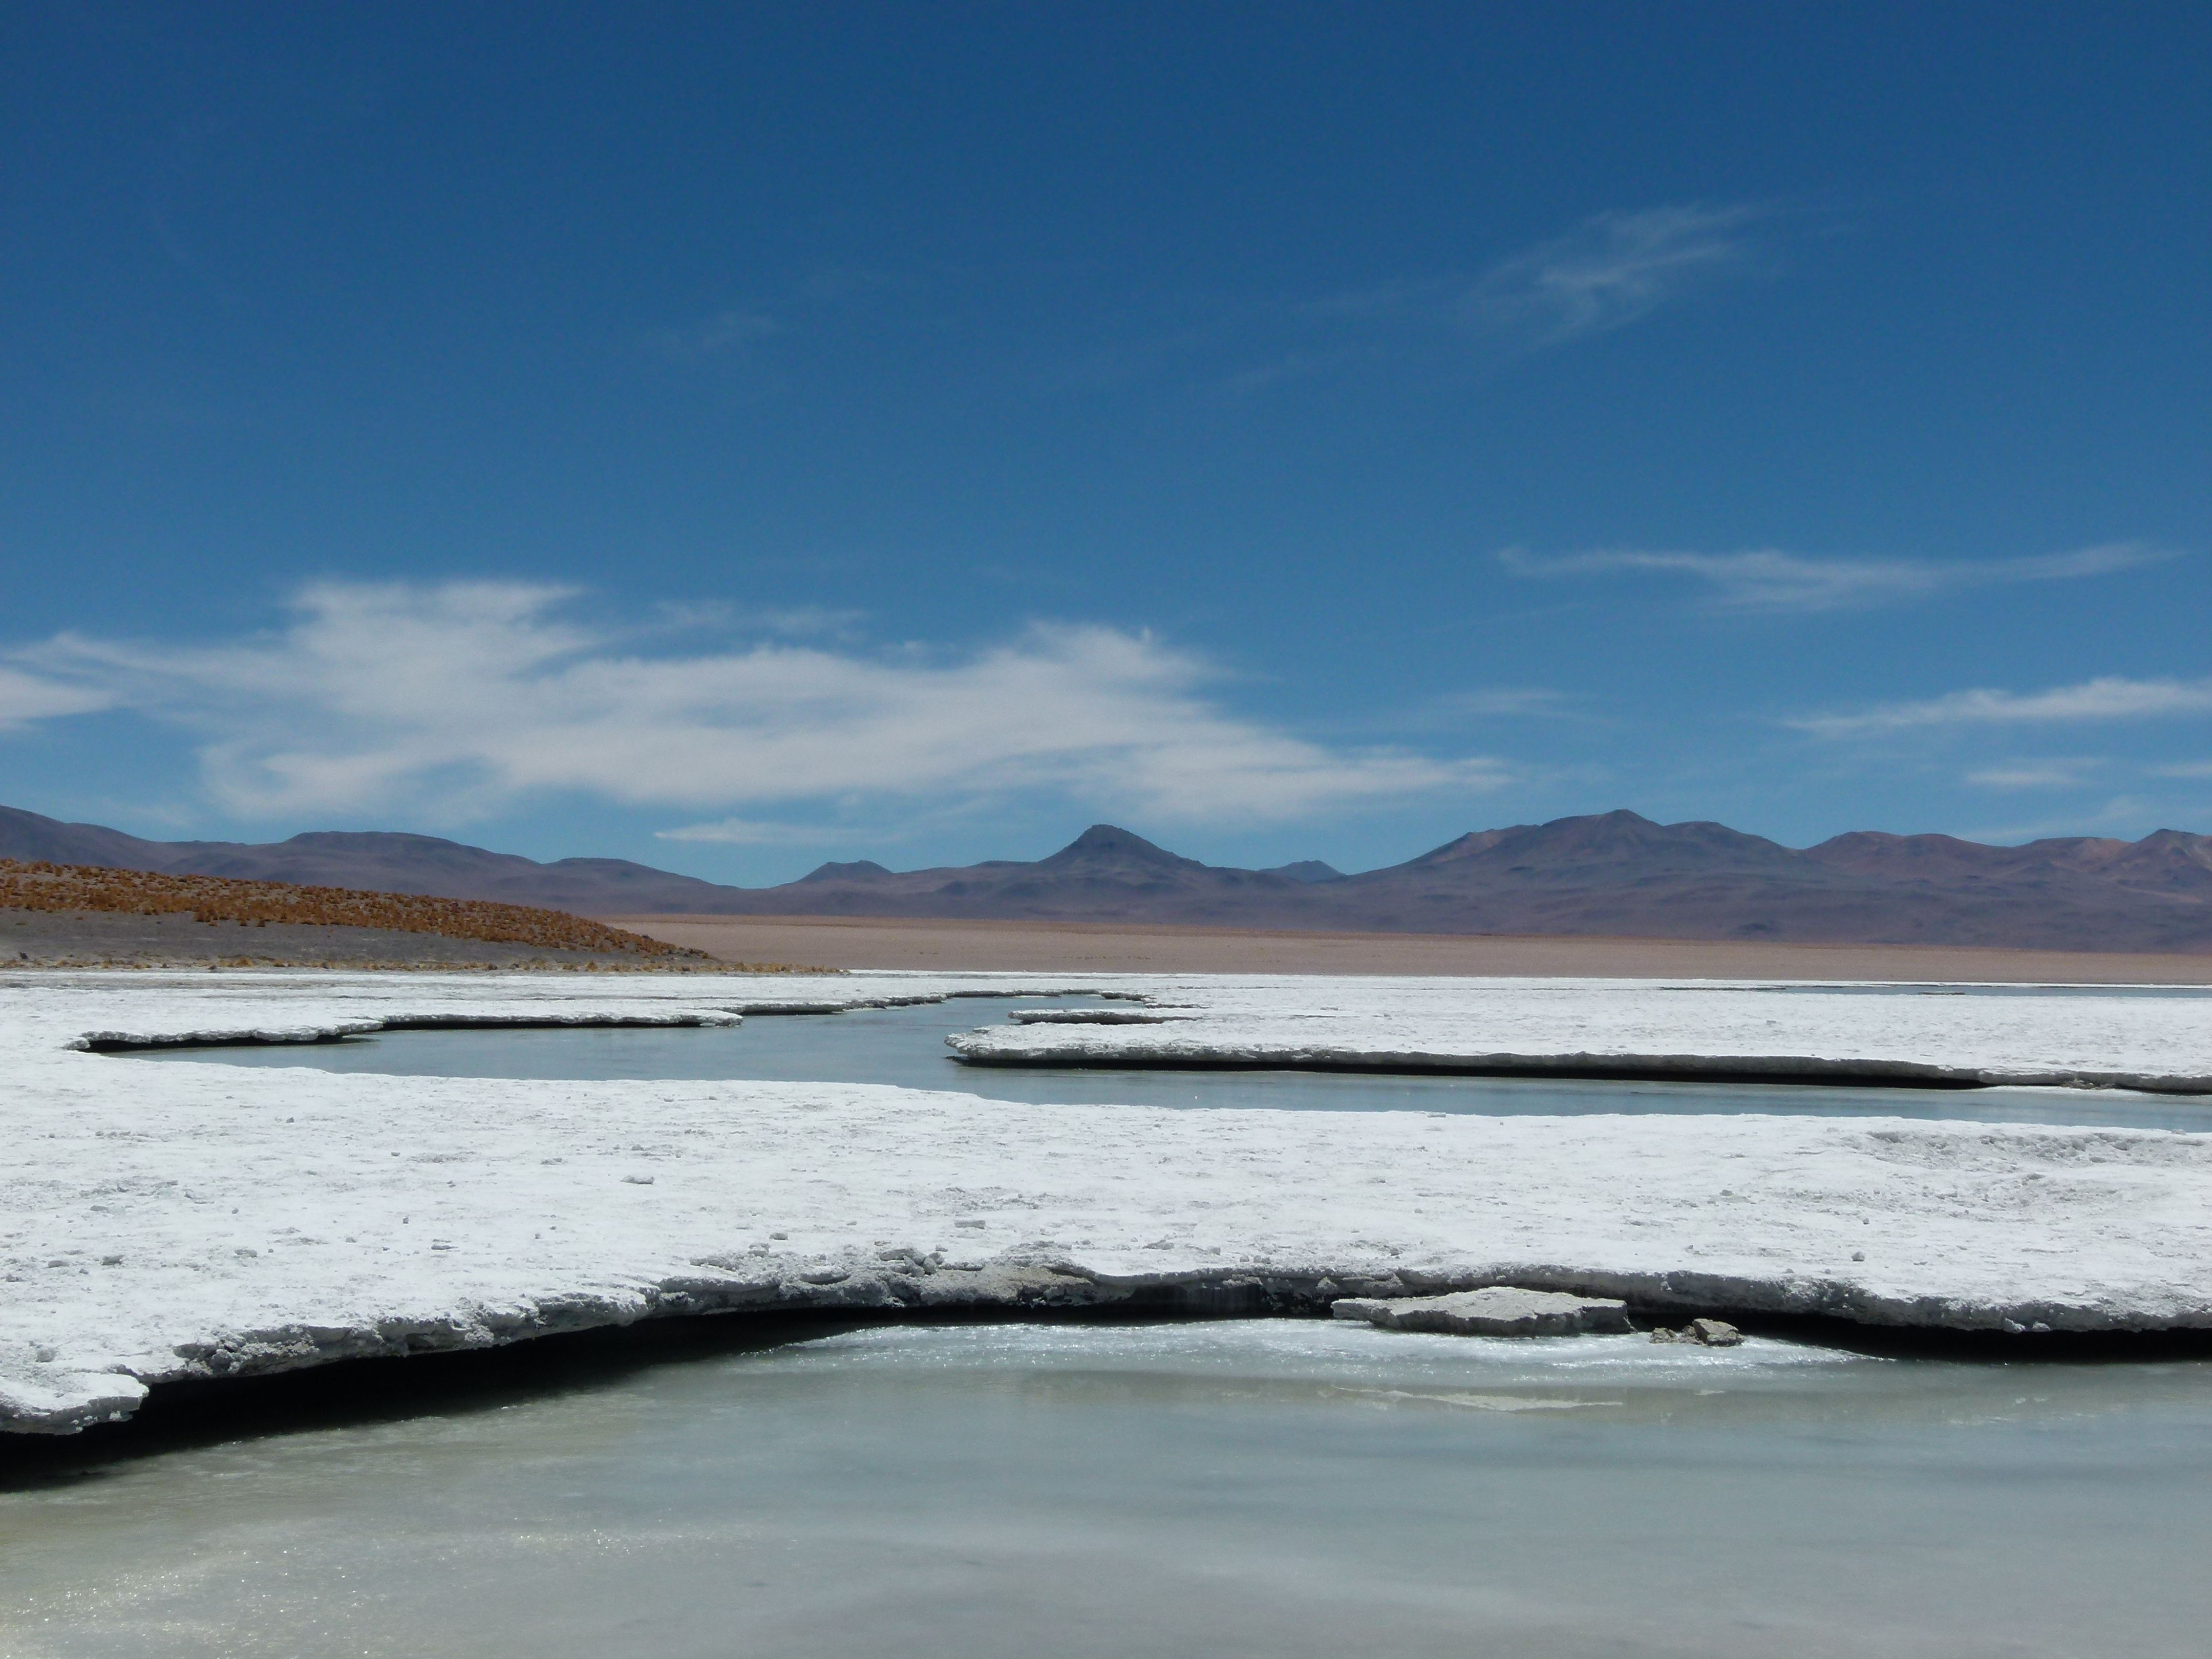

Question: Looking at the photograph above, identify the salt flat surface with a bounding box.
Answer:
[5,969,2212,1434]
[951,975,2212,1090]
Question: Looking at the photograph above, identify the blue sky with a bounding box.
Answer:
[3,2,2207,880]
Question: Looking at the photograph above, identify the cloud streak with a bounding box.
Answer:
[1468,203,1770,344]
[1964,760,2100,790]
[1792,675,2212,737]
[0,667,115,729]
[1500,542,2170,613]
[4,582,1508,826]
[1107,200,1783,398]
[654,818,879,846]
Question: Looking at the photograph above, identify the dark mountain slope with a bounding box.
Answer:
[1264,860,1344,884]
[0,808,751,912]
[0,805,182,871]
[1384,810,1806,883]
[708,825,1321,923]
[698,811,2212,948]
[6,802,2209,951]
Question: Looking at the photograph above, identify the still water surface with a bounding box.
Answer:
[127,993,2212,1130]
[4,1320,2209,1658]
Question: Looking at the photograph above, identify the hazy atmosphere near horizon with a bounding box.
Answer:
[3,3,2207,883]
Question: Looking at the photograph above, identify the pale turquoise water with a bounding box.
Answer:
[3,1320,2208,1658]
[125,994,2212,1130]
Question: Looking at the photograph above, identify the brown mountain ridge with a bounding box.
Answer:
[5,802,2209,953]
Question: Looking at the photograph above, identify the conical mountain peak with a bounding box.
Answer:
[1042,824,1196,868]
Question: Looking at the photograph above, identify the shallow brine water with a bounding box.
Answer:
[126,994,2212,1130]
[3,1320,2208,1658]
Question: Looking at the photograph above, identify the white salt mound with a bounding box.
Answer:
[1331,1288,1633,1336]
[1651,1317,1745,1347]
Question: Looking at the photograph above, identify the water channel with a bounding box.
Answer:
[120,991,2212,1130]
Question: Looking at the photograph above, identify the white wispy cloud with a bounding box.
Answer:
[2152,760,2212,779]
[0,666,117,728]
[1468,203,1770,344]
[1499,542,2170,613]
[1105,200,1781,398]
[654,818,880,846]
[1964,760,2100,790]
[1792,675,2212,737]
[3,581,1508,825]
[1401,688,1584,725]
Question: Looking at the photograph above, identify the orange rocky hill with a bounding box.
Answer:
[0,858,709,962]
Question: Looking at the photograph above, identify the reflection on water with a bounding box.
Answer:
[125,995,2212,1131]
[4,1320,2209,1658]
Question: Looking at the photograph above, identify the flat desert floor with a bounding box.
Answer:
[603,912,2212,983]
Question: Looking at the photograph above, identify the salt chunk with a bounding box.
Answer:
[1332,1287,1631,1337]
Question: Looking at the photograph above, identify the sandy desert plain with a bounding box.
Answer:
[609,910,2212,981]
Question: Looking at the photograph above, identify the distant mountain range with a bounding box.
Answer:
[7,802,2211,953]
[0,804,741,915]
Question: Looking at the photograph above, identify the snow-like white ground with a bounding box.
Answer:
[958,976,2212,1090]
[5,969,2211,1434]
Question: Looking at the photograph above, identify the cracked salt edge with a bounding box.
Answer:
[7,970,2212,1435]
[14,1243,2206,1438]
[944,976,2212,1095]
[949,1034,2212,1095]
[66,986,1118,1052]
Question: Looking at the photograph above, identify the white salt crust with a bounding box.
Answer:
[4,969,2210,1434]
[948,976,2212,1091]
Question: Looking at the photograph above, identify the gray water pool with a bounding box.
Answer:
[123,994,2212,1130]
[4,1319,2208,1658]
